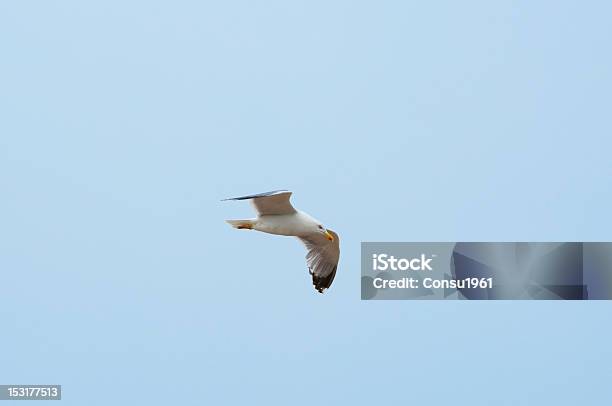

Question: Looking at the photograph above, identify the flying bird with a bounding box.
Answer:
[224,190,340,293]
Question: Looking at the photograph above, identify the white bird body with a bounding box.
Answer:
[254,211,319,237]
[224,190,340,293]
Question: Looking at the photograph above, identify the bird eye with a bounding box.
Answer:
[318,225,323,230]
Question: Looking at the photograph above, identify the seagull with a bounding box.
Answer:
[224,190,340,293]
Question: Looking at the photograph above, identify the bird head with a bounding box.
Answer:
[317,224,334,242]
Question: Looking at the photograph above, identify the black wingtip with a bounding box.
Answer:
[310,266,337,294]
[222,190,290,201]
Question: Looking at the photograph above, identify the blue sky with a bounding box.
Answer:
[1,1,611,405]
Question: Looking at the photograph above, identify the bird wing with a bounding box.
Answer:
[223,190,296,215]
[298,229,340,293]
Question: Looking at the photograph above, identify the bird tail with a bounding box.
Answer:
[225,219,256,230]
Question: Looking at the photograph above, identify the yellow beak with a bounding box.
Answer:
[324,230,334,242]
